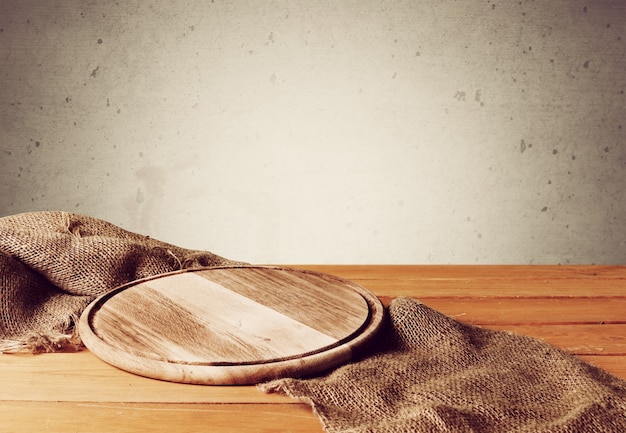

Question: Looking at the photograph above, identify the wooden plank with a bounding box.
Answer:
[380,297,626,325]
[0,401,323,433]
[289,265,626,298]
[485,324,626,355]
[0,351,291,404]
[351,278,626,298]
[4,366,626,433]
[578,356,626,379]
[3,323,624,404]
[293,265,626,281]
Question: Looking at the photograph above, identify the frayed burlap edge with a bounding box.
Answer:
[0,312,82,354]
[258,381,333,432]
[0,331,82,354]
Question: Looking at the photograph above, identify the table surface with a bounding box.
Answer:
[2,265,625,432]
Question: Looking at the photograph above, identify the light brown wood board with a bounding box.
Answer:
[78,266,385,385]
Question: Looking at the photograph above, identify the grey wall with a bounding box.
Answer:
[1,1,624,264]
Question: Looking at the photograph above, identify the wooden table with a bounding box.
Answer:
[2,265,625,432]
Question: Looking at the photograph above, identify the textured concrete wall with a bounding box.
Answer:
[1,1,624,264]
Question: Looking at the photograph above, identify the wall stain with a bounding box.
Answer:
[520,139,533,153]
[136,188,145,203]
[474,89,484,106]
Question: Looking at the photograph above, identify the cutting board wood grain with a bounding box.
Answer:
[78,266,384,385]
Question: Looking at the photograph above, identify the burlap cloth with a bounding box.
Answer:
[0,211,240,352]
[1,211,625,431]
[261,298,626,432]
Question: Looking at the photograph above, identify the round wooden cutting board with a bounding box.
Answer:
[78,266,385,385]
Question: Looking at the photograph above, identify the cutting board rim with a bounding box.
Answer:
[78,265,385,385]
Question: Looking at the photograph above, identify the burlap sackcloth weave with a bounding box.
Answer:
[0,211,241,352]
[261,297,626,432]
[1,212,625,431]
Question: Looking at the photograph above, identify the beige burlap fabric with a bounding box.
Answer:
[0,211,240,352]
[261,298,626,432]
